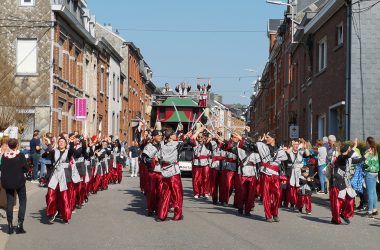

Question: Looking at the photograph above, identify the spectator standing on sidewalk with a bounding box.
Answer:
[0,138,28,234]
[30,130,42,184]
[129,141,140,177]
[363,137,379,218]
[0,136,10,215]
[317,139,328,194]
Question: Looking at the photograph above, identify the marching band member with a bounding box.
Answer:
[156,129,190,221]
[190,127,211,199]
[256,132,288,222]
[236,142,259,216]
[286,140,308,211]
[329,144,364,224]
[297,167,313,214]
[208,133,226,205]
[92,141,109,194]
[44,136,74,224]
[141,130,163,216]
[220,132,244,206]
[72,135,87,209]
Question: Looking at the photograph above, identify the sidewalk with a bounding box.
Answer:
[0,181,41,250]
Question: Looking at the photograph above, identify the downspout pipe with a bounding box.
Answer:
[49,10,56,132]
[345,0,352,141]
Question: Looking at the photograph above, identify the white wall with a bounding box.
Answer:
[108,56,122,137]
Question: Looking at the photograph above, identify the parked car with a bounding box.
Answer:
[178,141,194,174]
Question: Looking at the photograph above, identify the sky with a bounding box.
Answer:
[88,0,284,105]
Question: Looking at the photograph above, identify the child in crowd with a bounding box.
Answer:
[297,166,313,215]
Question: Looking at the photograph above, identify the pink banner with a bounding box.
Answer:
[75,98,87,120]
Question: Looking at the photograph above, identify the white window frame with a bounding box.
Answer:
[337,23,343,46]
[100,68,104,94]
[16,38,37,75]
[113,74,116,100]
[318,37,327,72]
[20,0,34,7]
[317,114,326,139]
[117,76,120,102]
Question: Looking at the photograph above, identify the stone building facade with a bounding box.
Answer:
[0,0,52,139]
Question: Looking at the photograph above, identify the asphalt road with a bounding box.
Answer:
[3,173,380,250]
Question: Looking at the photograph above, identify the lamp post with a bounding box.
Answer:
[266,0,296,44]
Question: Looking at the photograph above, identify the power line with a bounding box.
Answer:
[116,28,266,33]
[154,75,257,79]
[352,0,380,13]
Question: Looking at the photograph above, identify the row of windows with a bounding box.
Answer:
[318,23,343,72]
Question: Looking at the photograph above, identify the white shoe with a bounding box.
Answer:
[204,194,210,198]
[194,195,199,199]
[31,180,39,184]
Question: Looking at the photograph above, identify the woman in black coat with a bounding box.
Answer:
[0,138,28,234]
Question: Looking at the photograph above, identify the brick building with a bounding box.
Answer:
[251,0,380,143]
[125,42,146,144]
[51,0,97,135]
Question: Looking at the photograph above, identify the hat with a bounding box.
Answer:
[151,130,162,137]
[91,135,97,142]
[341,144,350,154]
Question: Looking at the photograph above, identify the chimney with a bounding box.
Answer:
[105,23,112,32]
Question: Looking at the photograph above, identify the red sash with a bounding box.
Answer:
[261,162,280,172]
[194,155,209,160]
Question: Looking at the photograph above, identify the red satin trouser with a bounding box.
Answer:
[117,163,123,183]
[70,182,79,210]
[330,186,355,223]
[261,174,281,219]
[192,165,210,196]
[147,171,163,213]
[93,174,102,194]
[158,174,183,221]
[46,186,71,221]
[280,177,289,207]
[109,167,117,183]
[86,167,95,196]
[101,172,109,190]
[209,168,221,203]
[236,175,257,214]
[297,195,312,212]
[66,182,75,211]
[77,179,86,206]
[255,175,262,199]
[287,186,299,206]
[139,161,146,192]
[220,169,235,204]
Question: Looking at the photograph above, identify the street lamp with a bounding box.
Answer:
[266,0,297,44]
